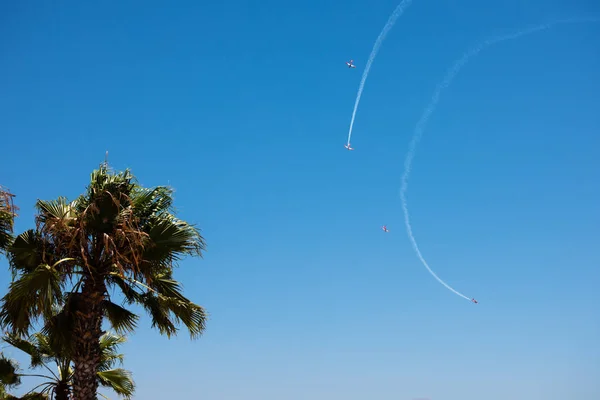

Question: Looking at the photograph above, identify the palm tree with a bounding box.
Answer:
[0,164,207,400]
[3,331,135,400]
[0,185,17,254]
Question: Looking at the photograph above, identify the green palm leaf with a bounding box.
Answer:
[105,273,144,305]
[98,333,125,372]
[0,354,21,387]
[97,368,134,398]
[35,198,76,225]
[0,262,65,336]
[101,301,138,336]
[157,296,207,339]
[141,293,178,337]
[145,215,205,259]
[2,335,46,368]
[131,187,173,224]
[7,230,45,274]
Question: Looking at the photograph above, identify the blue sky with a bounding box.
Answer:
[1,0,599,399]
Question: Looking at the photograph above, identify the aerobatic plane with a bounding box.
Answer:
[346,59,356,68]
[471,298,478,304]
[381,225,389,232]
[344,143,354,151]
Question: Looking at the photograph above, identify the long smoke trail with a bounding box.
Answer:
[400,17,599,301]
[346,0,414,146]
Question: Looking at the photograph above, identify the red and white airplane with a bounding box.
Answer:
[344,143,354,151]
[381,225,389,232]
[346,59,356,68]
[471,298,478,304]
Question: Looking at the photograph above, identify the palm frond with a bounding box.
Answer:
[140,293,178,337]
[0,262,65,336]
[39,294,78,359]
[101,301,138,335]
[99,333,126,352]
[35,198,77,227]
[105,273,144,304]
[2,335,46,368]
[130,186,174,224]
[78,167,137,234]
[148,274,188,301]
[112,271,207,339]
[139,292,207,339]
[0,354,21,387]
[97,368,135,399]
[145,215,205,260]
[158,296,207,339]
[7,230,45,274]
[19,392,50,400]
[2,392,49,400]
[29,333,54,359]
[98,333,126,371]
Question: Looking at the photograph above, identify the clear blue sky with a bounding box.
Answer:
[1,1,599,399]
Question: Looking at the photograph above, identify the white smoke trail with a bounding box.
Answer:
[346,0,414,146]
[400,16,600,301]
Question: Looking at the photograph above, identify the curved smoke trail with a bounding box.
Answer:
[346,0,414,146]
[400,16,600,301]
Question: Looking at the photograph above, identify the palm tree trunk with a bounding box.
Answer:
[71,280,105,400]
[54,380,71,400]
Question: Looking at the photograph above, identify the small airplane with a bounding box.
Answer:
[381,225,389,232]
[471,298,478,304]
[346,59,356,68]
[344,143,354,151]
